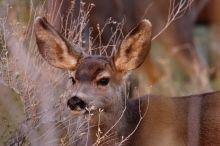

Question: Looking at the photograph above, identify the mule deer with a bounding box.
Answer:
[34,17,220,146]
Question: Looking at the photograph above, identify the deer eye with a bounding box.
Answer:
[97,78,110,86]
[69,77,76,85]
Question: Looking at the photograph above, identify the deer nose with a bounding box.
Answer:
[67,96,86,111]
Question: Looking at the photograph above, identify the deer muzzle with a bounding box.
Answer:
[67,96,86,111]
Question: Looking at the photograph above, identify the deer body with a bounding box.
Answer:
[128,92,220,146]
[34,17,220,146]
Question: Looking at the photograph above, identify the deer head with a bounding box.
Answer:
[34,17,152,121]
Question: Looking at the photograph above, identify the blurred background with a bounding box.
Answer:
[0,0,220,145]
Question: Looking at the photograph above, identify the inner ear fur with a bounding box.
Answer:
[34,17,82,70]
[114,19,152,72]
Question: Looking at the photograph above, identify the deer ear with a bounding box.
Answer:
[114,19,152,72]
[34,17,82,70]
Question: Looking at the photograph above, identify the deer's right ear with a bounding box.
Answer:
[114,19,152,72]
[34,17,82,70]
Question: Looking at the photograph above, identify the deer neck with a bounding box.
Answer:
[88,98,142,146]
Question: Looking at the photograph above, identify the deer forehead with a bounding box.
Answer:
[75,56,113,81]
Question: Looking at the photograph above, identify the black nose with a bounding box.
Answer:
[67,96,86,111]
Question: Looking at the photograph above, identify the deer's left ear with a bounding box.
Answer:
[114,19,152,72]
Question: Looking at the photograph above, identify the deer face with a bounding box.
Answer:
[34,17,152,116]
[66,56,120,114]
